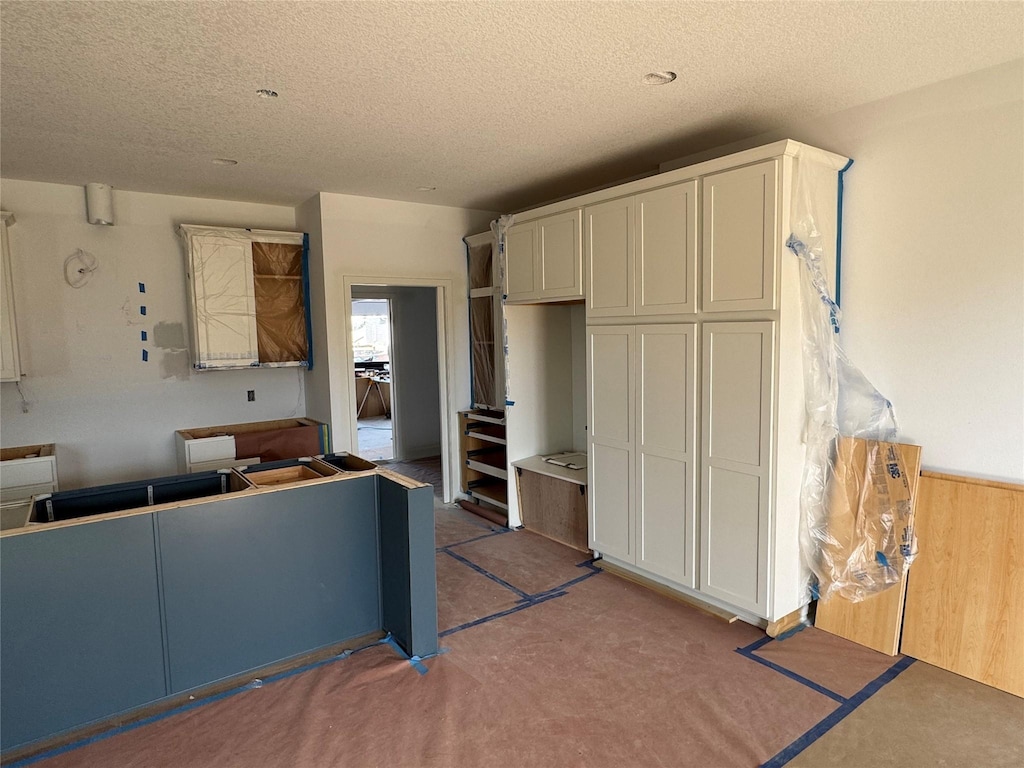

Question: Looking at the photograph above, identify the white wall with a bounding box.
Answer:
[301,192,494,494]
[664,60,1024,483]
[352,285,441,460]
[0,179,304,489]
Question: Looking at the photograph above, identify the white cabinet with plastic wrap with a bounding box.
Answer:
[578,140,848,625]
[1,212,22,382]
[504,210,582,303]
[180,226,311,371]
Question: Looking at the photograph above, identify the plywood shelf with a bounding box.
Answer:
[468,480,508,510]
[466,424,506,445]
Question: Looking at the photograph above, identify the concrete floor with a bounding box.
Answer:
[356,416,392,461]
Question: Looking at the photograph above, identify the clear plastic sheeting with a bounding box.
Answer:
[788,151,912,603]
[179,225,307,370]
[492,214,515,407]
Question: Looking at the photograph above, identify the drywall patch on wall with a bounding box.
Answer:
[159,350,191,381]
[153,321,186,350]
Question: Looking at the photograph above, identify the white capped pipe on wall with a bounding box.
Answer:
[85,183,114,226]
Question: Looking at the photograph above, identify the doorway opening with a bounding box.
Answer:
[351,297,393,461]
[349,283,446,501]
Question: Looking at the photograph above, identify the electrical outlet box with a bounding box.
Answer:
[247,390,255,402]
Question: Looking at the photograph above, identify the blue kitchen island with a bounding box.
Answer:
[0,457,437,757]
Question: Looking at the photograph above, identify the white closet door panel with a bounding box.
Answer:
[702,466,765,610]
[586,197,634,317]
[636,324,697,587]
[588,327,633,445]
[590,443,633,559]
[539,210,582,298]
[702,161,778,312]
[0,223,21,382]
[638,453,694,586]
[588,326,635,561]
[700,321,774,616]
[190,236,258,366]
[505,222,538,300]
[636,180,697,316]
[706,331,769,467]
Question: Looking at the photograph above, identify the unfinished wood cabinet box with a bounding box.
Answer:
[513,455,588,552]
[243,461,338,488]
[900,472,1023,697]
[1,444,58,529]
[175,417,330,473]
[459,409,508,515]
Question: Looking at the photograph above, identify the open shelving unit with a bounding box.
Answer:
[459,409,508,518]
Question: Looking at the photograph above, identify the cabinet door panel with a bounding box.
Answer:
[700,321,774,616]
[636,325,696,585]
[190,236,258,367]
[590,444,633,560]
[539,210,582,298]
[588,326,634,561]
[586,197,634,318]
[1,222,22,382]
[504,223,538,301]
[702,161,778,312]
[636,181,697,316]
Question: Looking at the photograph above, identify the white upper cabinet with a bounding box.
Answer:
[586,197,634,317]
[180,225,310,371]
[504,223,538,301]
[586,179,697,320]
[636,181,697,316]
[702,161,778,313]
[504,210,582,303]
[1,213,22,383]
[189,235,260,368]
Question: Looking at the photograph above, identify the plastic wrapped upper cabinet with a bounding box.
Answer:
[179,225,309,371]
[787,150,917,603]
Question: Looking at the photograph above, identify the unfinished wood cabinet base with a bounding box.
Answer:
[766,608,806,638]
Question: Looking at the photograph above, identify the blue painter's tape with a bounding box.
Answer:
[761,656,915,768]
[142,350,149,362]
[442,548,532,600]
[736,638,846,704]
[141,331,148,341]
[138,282,146,293]
[835,158,854,309]
[7,635,387,767]
[439,590,568,638]
[435,528,509,553]
[140,305,147,316]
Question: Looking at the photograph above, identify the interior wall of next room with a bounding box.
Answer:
[0,179,304,489]
[351,284,441,461]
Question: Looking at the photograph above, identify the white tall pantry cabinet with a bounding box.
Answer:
[567,140,846,625]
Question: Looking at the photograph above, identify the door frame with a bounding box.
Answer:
[342,276,455,502]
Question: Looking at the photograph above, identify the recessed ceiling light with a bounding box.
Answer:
[642,71,677,86]
[256,89,279,98]
[416,186,437,192]
[212,158,238,166]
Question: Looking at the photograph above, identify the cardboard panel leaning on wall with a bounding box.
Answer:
[0,179,305,489]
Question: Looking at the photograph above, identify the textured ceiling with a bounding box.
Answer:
[1,1,1021,212]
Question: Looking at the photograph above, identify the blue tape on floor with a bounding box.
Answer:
[138,282,145,293]
[442,548,532,600]
[140,330,147,341]
[736,641,846,704]
[141,349,148,362]
[436,528,509,552]
[761,656,915,768]
[7,636,387,767]
[140,305,146,316]
[439,591,568,638]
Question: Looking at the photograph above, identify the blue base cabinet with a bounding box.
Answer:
[0,472,437,755]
